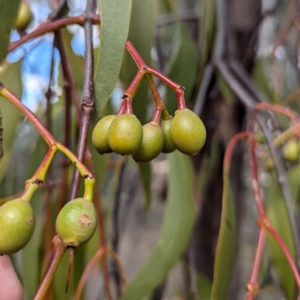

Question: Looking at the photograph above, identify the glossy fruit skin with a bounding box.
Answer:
[132,122,164,162]
[56,198,97,247]
[92,115,116,154]
[283,140,299,162]
[108,114,143,155]
[0,199,35,255]
[169,109,206,156]
[161,120,176,153]
[16,3,33,31]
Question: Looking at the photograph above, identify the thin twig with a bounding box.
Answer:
[43,44,56,286]
[111,161,126,297]
[69,0,96,201]
[257,116,300,266]
[54,30,79,210]
[8,15,100,53]
[33,236,67,300]
[193,63,214,115]
[48,0,69,21]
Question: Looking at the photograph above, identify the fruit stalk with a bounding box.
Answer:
[247,132,300,293]
[20,146,57,202]
[33,236,67,300]
[246,228,266,299]
[0,84,55,146]
[145,74,172,120]
[0,84,95,201]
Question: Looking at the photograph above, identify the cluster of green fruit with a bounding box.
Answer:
[0,197,97,255]
[92,108,206,162]
[258,138,300,171]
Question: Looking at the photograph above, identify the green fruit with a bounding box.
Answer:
[161,119,176,153]
[283,140,299,162]
[132,122,164,162]
[264,157,275,171]
[0,199,35,255]
[108,114,143,155]
[56,198,97,247]
[170,109,206,156]
[92,115,116,154]
[16,3,32,31]
[254,133,265,144]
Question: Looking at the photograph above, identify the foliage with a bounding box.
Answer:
[1,0,300,300]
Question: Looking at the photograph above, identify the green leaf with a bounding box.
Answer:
[263,167,299,300]
[61,29,84,90]
[211,175,236,300]
[0,0,21,64]
[216,71,234,105]
[196,272,212,300]
[136,162,152,209]
[197,0,216,80]
[0,61,22,183]
[120,0,157,123]
[119,152,196,300]
[94,0,132,117]
[165,25,198,114]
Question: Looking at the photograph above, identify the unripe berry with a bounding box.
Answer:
[0,199,35,255]
[161,120,176,153]
[132,122,164,162]
[108,114,143,155]
[15,3,32,31]
[170,109,206,156]
[283,140,299,162]
[92,115,116,154]
[56,198,97,247]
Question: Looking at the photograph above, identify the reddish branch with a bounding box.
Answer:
[33,236,67,300]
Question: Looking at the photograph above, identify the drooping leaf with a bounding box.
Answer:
[197,272,212,300]
[120,0,157,124]
[0,0,21,64]
[165,24,198,114]
[211,171,236,300]
[136,161,152,209]
[119,152,196,300]
[94,0,132,118]
[197,0,216,81]
[216,71,234,105]
[0,61,22,183]
[263,166,299,300]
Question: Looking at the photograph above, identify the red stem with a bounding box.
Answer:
[151,106,163,124]
[125,40,146,67]
[9,15,100,53]
[246,228,266,298]
[0,87,55,146]
[124,69,145,98]
[85,153,112,299]
[117,100,126,116]
[255,103,300,137]
[124,97,133,114]
[223,132,250,169]
[264,220,300,290]
[248,134,267,218]
[33,236,67,300]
